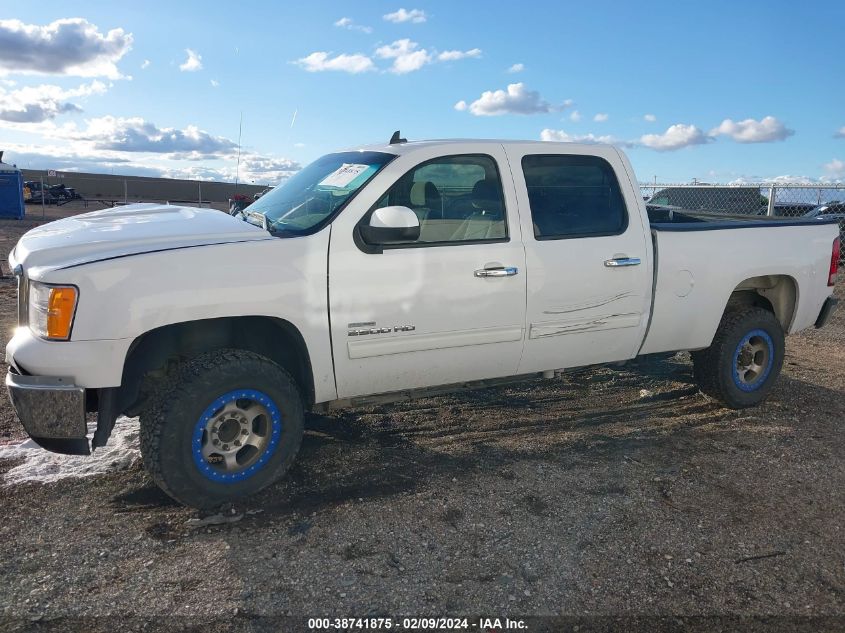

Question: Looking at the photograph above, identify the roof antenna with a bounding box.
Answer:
[389,130,406,144]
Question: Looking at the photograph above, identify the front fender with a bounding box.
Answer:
[32,231,336,401]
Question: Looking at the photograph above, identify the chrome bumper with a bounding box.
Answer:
[5,370,90,454]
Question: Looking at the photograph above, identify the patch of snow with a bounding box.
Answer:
[0,417,140,485]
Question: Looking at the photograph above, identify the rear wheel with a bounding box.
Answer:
[139,349,304,508]
[691,307,785,409]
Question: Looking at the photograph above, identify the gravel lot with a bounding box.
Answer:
[0,209,843,632]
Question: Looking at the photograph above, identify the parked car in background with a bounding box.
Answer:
[646,185,764,215]
[805,202,845,257]
[48,183,82,202]
[23,181,57,204]
[254,187,273,200]
[22,181,82,204]
[771,202,818,217]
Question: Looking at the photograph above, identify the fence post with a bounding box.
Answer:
[40,175,45,218]
[124,179,128,205]
[766,185,776,217]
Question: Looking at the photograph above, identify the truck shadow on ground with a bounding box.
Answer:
[227,356,813,523]
[114,355,825,528]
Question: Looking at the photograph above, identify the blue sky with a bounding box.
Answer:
[1,0,843,185]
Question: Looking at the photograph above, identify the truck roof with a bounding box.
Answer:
[344,138,616,156]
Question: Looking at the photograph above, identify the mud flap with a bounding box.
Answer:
[92,387,119,450]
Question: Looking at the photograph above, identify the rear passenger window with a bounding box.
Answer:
[522,155,628,239]
[371,154,508,245]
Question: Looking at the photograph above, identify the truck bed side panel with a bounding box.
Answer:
[640,224,837,354]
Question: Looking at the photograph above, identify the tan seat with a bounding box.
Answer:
[410,181,443,219]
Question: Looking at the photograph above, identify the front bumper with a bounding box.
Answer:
[5,370,90,455]
[815,297,839,329]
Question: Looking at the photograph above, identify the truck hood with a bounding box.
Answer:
[11,203,272,272]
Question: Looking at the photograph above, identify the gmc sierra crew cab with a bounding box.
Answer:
[5,136,840,507]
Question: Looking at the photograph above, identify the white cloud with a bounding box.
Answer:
[1,143,148,173]
[140,59,150,70]
[68,115,239,156]
[334,17,373,34]
[569,110,581,122]
[454,100,467,111]
[0,18,132,79]
[437,48,481,61]
[210,79,219,88]
[540,128,635,148]
[376,39,431,74]
[709,116,793,143]
[824,158,845,178]
[644,113,656,122]
[640,123,710,151]
[179,48,203,72]
[3,139,301,184]
[238,155,301,179]
[593,113,608,122]
[295,51,375,74]
[295,39,480,75]
[507,63,524,73]
[458,82,559,116]
[835,127,845,139]
[383,8,427,23]
[0,80,106,123]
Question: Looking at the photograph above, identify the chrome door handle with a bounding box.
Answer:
[604,257,641,267]
[474,266,518,278]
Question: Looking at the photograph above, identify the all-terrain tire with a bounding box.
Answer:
[139,349,304,508]
[691,307,785,409]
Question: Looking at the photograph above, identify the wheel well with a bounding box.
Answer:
[729,275,797,331]
[117,316,315,415]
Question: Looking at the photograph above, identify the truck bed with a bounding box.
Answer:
[640,211,839,356]
[647,207,841,231]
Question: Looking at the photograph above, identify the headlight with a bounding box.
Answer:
[28,282,78,340]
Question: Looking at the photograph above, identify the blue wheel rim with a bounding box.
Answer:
[191,389,282,483]
[732,329,774,392]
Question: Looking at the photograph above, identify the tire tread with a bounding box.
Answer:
[691,307,784,409]
[139,348,303,507]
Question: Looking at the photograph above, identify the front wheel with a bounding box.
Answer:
[139,349,304,508]
[691,307,785,409]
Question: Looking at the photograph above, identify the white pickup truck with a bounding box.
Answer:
[5,136,840,507]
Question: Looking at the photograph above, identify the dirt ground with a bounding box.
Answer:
[0,209,843,632]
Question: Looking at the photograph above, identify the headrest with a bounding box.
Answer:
[472,179,502,215]
[410,181,440,207]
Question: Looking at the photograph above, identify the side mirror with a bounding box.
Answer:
[360,206,420,245]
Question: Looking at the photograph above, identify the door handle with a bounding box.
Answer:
[604,257,641,267]
[474,266,518,278]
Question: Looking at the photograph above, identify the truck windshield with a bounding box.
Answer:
[244,151,395,236]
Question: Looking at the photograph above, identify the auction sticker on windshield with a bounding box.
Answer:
[319,164,372,188]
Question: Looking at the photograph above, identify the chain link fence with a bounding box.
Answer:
[640,183,845,252]
[640,183,845,217]
[19,170,267,216]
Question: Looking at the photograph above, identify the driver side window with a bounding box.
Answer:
[372,154,508,245]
